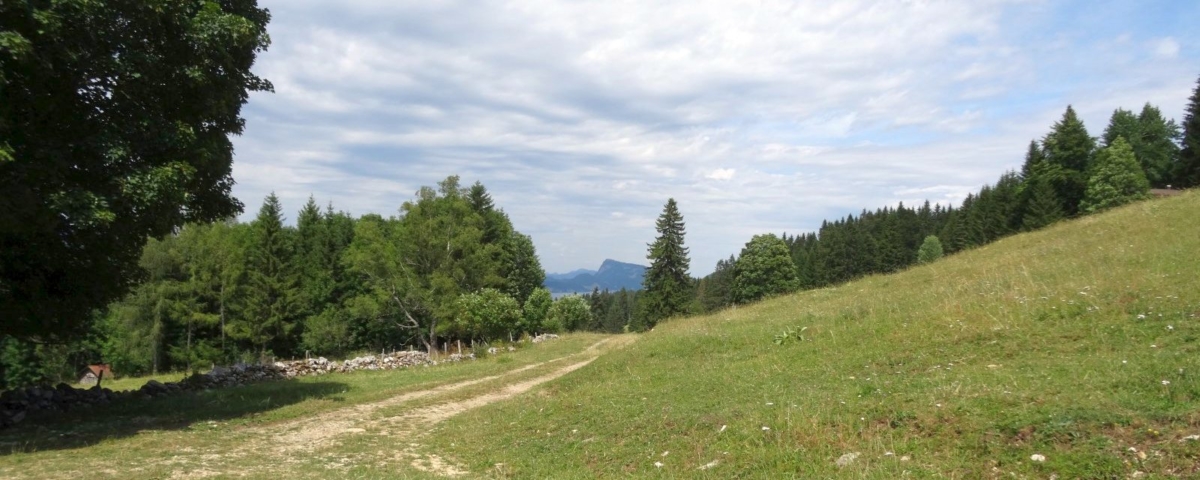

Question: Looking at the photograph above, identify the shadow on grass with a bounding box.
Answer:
[0,378,348,455]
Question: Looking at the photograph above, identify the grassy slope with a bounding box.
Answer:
[432,192,1200,479]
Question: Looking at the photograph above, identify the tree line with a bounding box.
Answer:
[0,177,596,386]
[626,77,1200,321]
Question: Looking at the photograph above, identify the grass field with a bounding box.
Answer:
[2,191,1199,479]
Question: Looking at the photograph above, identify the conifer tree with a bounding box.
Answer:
[1175,76,1200,188]
[1042,106,1096,215]
[1019,140,1045,181]
[640,198,691,329]
[1081,137,1151,213]
[234,193,299,360]
[1103,105,1181,188]
[1021,172,1065,230]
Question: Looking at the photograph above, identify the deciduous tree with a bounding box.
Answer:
[0,0,272,342]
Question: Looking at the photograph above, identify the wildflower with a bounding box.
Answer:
[1162,380,1171,386]
[1137,314,1146,319]
[762,426,770,431]
[719,425,727,433]
[661,451,669,457]
[1167,325,1174,331]
[1030,454,1046,462]
[654,461,663,468]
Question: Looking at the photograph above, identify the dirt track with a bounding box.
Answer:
[175,335,636,478]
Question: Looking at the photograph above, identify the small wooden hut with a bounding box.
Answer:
[78,364,114,386]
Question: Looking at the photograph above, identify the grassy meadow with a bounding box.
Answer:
[1,191,1198,479]
[430,191,1200,478]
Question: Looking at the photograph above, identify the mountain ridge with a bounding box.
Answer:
[544,259,646,294]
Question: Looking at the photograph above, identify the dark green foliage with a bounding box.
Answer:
[1042,106,1097,215]
[732,234,799,304]
[0,0,272,343]
[916,236,944,264]
[546,295,590,333]
[696,255,736,312]
[344,177,505,353]
[1081,137,1150,213]
[451,289,522,342]
[521,288,553,335]
[640,198,691,329]
[1020,140,1045,181]
[502,233,545,307]
[1103,105,1181,188]
[235,193,300,360]
[1176,76,1200,188]
[1020,172,1065,231]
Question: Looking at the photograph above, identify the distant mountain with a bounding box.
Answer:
[544,259,646,294]
[545,268,596,281]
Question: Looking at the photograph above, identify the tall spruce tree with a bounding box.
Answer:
[1020,140,1045,181]
[1042,106,1096,215]
[234,193,299,360]
[640,198,691,329]
[1176,76,1200,188]
[1021,171,1065,230]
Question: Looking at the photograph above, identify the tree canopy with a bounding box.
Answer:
[0,0,272,342]
[732,234,799,304]
[1081,137,1150,213]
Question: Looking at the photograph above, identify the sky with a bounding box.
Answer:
[230,0,1200,276]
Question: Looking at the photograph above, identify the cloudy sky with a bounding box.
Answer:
[230,0,1199,276]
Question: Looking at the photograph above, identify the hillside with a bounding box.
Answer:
[433,192,1200,478]
[544,259,646,294]
[2,193,1197,479]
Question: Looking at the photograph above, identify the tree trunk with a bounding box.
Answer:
[219,285,227,361]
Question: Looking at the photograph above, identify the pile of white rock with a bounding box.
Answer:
[273,350,478,378]
[531,333,560,343]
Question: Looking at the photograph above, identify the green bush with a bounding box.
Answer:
[547,295,590,332]
[917,235,944,264]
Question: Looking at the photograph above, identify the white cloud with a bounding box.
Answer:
[1152,37,1180,59]
[230,0,1200,275]
[705,168,736,181]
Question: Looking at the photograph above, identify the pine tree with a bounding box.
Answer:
[640,198,691,329]
[1175,76,1200,188]
[1042,105,1096,215]
[1019,140,1045,181]
[235,193,299,360]
[1021,172,1065,230]
[295,196,331,321]
[1081,137,1151,213]
[1103,105,1181,188]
